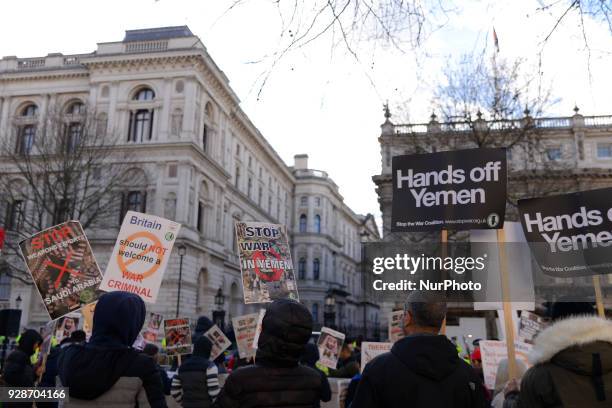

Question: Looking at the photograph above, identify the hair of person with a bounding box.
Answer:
[404,291,447,329]
[142,343,159,356]
[70,330,86,342]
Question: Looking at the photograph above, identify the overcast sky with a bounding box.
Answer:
[2,0,611,225]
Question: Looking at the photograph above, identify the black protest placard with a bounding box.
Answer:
[392,148,507,232]
[518,187,612,277]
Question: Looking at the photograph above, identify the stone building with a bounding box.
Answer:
[0,26,379,334]
[373,108,612,331]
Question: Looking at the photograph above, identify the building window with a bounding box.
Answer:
[202,124,208,151]
[197,202,204,233]
[22,104,38,117]
[300,196,308,206]
[120,191,146,222]
[128,109,154,142]
[298,258,306,280]
[312,303,319,323]
[313,258,320,280]
[314,215,321,234]
[16,125,36,154]
[299,214,307,232]
[315,196,321,207]
[66,101,84,115]
[236,144,241,155]
[597,144,612,158]
[258,187,263,206]
[168,164,178,178]
[268,195,272,213]
[64,123,82,153]
[134,88,155,101]
[6,200,24,230]
[546,147,562,161]
[247,177,253,197]
[235,166,241,188]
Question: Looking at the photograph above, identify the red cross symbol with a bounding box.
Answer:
[43,251,84,289]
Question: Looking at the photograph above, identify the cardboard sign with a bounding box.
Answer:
[388,310,405,342]
[235,221,299,303]
[480,340,532,390]
[38,320,57,361]
[19,221,103,320]
[133,333,146,351]
[518,311,547,344]
[361,342,392,372]
[317,327,345,369]
[54,313,80,343]
[518,187,612,277]
[392,148,507,231]
[251,309,266,350]
[142,312,163,343]
[205,324,232,360]
[101,211,181,303]
[164,318,192,355]
[232,313,259,359]
[80,302,96,340]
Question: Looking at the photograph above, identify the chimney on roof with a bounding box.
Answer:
[294,154,309,170]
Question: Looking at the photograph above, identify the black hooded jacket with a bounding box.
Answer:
[300,343,332,407]
[3,329,43,387]
[58,291,167,408]
[351,334,487,408]
[213,299,328,408]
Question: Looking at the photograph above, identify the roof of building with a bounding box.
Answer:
[123,26,193,42]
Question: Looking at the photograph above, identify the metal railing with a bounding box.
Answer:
[125,40,169,53]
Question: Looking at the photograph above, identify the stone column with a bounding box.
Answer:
[158,78,172,141]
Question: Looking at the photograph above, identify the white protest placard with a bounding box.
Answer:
[251,309,266,350]
[317,327,345,369]
[232,313,259,359]
[361,342,392,372]
[205,324,232,360]
[100,211,181,303]
[480,340,532,390]
[388,310,405,342]
[164,318,192,355]
[518,311,547,344]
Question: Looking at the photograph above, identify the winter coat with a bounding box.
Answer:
[172,336,220,408]
[328,356,359,379]
[58,291,167,408]
[350,334,487,408]
[504,316,612,408]
[3,329,42,387]
[299,343,332,408]
[213,299,328,408]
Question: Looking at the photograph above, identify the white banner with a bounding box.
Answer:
[100,211,181,303]
[480,340,532,390]
[361,342,392,372]
[205,324,232,360]
[232,313,259,359]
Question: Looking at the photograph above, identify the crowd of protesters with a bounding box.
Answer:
[0,290,610,407]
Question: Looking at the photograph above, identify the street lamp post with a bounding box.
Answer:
[15,295,22,310]
[213,288,226,331]
[175,244,187,317]
[324,292,336,329]
[360,230,369,339]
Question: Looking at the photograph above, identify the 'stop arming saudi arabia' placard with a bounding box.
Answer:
[19,221,103,320]
[100,211,181,303]
[518,187,612,277]
[235,221,299,303]
[392,148,507,232]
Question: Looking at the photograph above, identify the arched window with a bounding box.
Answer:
[314,215,321,234]
[16,104,38,154]
[128,88,155,142]
[65,101,84,115]
[299,214,307,233]
[298,258,306,280]
[21,104,38,117]
[133,88,155,101]
[313,258,320,280]
[312,303,319,323]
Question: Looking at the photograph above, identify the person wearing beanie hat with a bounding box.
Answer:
[504,302,612,407]
[213,299,328,407]
[57,291,167,407]
[142,343,171,396]
[171,336,219,407]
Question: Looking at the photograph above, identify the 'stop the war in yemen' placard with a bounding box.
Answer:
[19,221,103,320]
[235,221,299,303]
[392,148,507,232]
[518,187,612,277]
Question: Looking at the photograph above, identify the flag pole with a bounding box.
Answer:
[593,275,605,318]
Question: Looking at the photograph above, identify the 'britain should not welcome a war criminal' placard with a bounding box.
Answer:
[235,221,299,303]
[519,187,612,277]
[100,211,181,303]
[392,148,507,232]
[19,221,103,320]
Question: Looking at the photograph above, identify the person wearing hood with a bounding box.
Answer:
[299,343,332,407]
[213,299,329,408]
[58,291,167,408]
[170,335,220,407]
[191,316,227,373]
[503,302,612,407]
[350,291,487,408]
[3,329,43,408]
